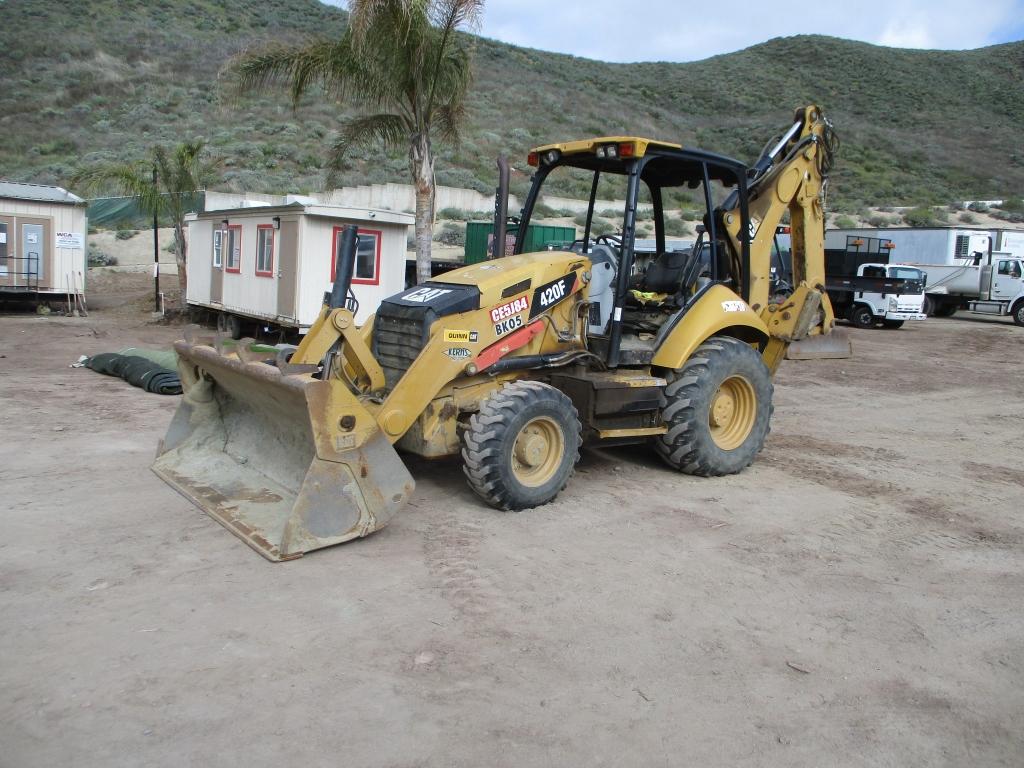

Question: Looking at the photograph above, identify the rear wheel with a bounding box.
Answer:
[462,381,582,510]
[1013,301,1024,327]
[849,304,875,329]
[655,336,773,476]
[933,302,958,318]
[217,312,242,340]
[922,295,935,316]
[881,319,905,329]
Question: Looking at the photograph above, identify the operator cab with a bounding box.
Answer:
[516,137,752,367]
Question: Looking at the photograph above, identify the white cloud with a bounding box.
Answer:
[476,0,1022,62]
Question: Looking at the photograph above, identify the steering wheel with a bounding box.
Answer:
[594,233,622,247]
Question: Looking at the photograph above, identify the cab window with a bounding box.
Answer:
[997,260,1021,278]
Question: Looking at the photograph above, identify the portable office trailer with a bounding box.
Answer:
[824,227,991,266]
[0,181,87,299]
[992,230,1024,260]
[186,203,412,333]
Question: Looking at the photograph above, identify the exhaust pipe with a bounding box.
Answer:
[492,155,510,260]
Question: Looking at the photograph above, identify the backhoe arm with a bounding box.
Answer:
[720,105,839,371]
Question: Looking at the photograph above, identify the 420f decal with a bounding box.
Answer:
[529,273,576,319]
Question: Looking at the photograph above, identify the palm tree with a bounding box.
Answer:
[72,141,212,301]
[234,0,481,285]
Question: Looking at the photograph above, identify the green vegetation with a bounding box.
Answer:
[2,0,1023,212]
[115,228,138,240]
[834,215,858,229]
[902,206,940,227]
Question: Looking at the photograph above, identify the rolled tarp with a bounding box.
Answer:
[118,346,179,370]
[85,352,182,395]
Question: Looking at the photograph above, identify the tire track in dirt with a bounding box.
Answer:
[761,435,1022,553]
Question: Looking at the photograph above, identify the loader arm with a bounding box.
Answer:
[719,105,840,371]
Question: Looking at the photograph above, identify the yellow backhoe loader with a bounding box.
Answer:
[153,105,848,561]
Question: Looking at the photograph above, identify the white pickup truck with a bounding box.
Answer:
[922,253,1024,326]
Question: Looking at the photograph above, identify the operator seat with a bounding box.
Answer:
[636,249,695,293]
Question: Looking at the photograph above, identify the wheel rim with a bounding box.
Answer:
[708,375,757,450]
[511,416,565,487]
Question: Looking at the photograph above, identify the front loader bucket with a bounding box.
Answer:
[786,328,852,360]
[152,340,414,561]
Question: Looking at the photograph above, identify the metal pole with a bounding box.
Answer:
[153,167,160,312]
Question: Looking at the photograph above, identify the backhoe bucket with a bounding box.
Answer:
[152,340,414,561]
[786,328,852,360]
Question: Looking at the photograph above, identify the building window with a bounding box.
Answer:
[212,229,223,268]
[226,225,242,273]
[331,226,382,285]
[256,225,275,277]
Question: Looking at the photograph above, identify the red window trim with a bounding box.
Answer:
[331,225,382,286]
[225,224,242,274]
[255,224,275,278]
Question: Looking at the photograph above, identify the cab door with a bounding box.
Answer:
[992,259,1023,301]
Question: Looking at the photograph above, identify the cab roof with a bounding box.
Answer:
[530,136,682,157]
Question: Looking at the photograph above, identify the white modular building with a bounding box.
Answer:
[0,181,88,299]
[185,203,413,333]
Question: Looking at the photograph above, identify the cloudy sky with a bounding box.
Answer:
[323,0,1024,62]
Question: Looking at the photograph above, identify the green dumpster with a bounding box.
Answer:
[464,222,576,264]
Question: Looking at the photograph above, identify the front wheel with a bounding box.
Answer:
[462,381,582,510]
[1013,301,1024,327]
[881,319,905,329]
[655,336,773,476]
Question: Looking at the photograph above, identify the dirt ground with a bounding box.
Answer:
[2,272,1022,768]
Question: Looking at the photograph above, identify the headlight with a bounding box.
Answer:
[888,297,898,310]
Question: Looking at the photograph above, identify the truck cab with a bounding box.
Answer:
[968,256,1024,324]
[841,263,927,328]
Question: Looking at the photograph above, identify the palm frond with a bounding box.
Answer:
[325,113,411,183]
[234,40,341,107]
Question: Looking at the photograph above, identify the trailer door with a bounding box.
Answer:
[0,216,11,286]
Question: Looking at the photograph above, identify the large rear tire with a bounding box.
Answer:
[849,304,875,329]
[933,302,958,318]
[462,381,582,510]
[655,336,773,476]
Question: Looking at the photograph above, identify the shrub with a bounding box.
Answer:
[87,244,117,266]
[115,228,138,240]
[834,215,858,229]
[437,207,471,220]
[959,212,977,224]
[664,217,690,237]
[867,216,891,228]
[968,202,990,213]
[589,217,615,236]
[903,206,938,227]
[433,222,465,246]
[998,196,1024,212]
